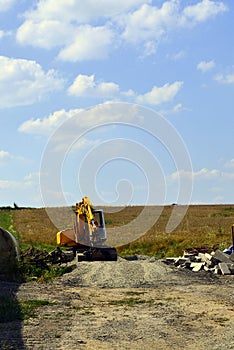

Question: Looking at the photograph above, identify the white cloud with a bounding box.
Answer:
[19,109,82,135]
[121,1,227,47]
[197,60,215,72]
[136,81,183,105]
[170,168,234,181]
[68,74,120,98]
[0,56,64,108]
[53,137,101,153]
[183,0,227,23]
[16,0,228,61]
[0,173,38,189]
[0,150,11,160]
[159,103,190,116]
[24,0,149,23]
[0,172,41,207]
[58,25,114,62]
[19,103,144,139]
[214,73,234,84]
[0,180,19,189]
[0,0,15,12]
[68,74,183,106]
[225,159,234,168]
[17,20,74,49]
[0,150,25,164]
[169,50,186,61]
[16,0,148,61]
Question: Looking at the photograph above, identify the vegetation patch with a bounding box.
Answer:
[0,297,50,322]
[0,210,14,232]
[17,247,76,282]
[109,297,154,307]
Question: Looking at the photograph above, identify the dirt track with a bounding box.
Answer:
[1,257,234,350]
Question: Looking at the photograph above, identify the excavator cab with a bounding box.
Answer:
[92,209,107,244]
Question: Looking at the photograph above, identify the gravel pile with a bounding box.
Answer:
[60,256,178,288]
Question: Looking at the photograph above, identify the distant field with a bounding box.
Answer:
[0,204,233,257]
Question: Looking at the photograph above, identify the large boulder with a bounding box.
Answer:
[0,227,20,278]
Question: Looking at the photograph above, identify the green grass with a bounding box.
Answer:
[0,297,50,322]
[0,210,13,232]
[18,257,76,283]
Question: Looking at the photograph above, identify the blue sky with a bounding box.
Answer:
[0,0,233,208]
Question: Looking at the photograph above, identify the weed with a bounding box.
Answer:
[125,291,147,296]
[213,317,229,324]
[54,333,61,339]
[0,340,16,350]
[109,297,154,307]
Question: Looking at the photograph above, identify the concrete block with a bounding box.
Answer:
[218,262,231,275]
[174,257,189,266]
[212,250,232,263]
[205,253,213,260]
[227,263,234,274]
[198,253,213,266]
[229,252,234,262]
[204,265,211,272]
[191,262,204,272]
[165,257,177,264]
[214,266,221,274]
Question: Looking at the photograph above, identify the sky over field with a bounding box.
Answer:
[0,0,233,207]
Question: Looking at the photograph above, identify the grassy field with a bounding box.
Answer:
[0,204,234,258]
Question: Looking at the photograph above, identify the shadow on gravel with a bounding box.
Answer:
[0,280,26,350]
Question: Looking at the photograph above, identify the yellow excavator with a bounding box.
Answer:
[56,197,117,261]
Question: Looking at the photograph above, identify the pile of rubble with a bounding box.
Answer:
[165,249,234,275]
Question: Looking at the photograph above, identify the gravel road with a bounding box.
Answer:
[1,257,234,350]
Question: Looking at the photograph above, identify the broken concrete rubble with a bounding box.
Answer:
[164,249,234,275]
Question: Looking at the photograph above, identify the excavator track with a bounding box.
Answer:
[75,244,118,262]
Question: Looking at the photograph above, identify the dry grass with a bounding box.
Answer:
[6,204,234,257]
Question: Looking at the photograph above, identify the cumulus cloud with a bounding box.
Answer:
[16,0,148,61]
[183,0,227,22]
[17,20,74,49]
[19,109,82,135]
[0,56,64,108]
[68,74,182,106]
[225,159,234,168]
[170,167,234,181]
[23,0,149,23]
[121,0,227,52]
[214,73,234,84]
[0,150,12,163]
[58,25,114,62]
[16,0,228,61]
[0,172,41,207]
[0,150,26,166]
[197,60,215,72]
[0,0,16,12]
[19,103,144,138]
[136,81,183,105]
[0,173,39,190]
[68,74,120,98]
